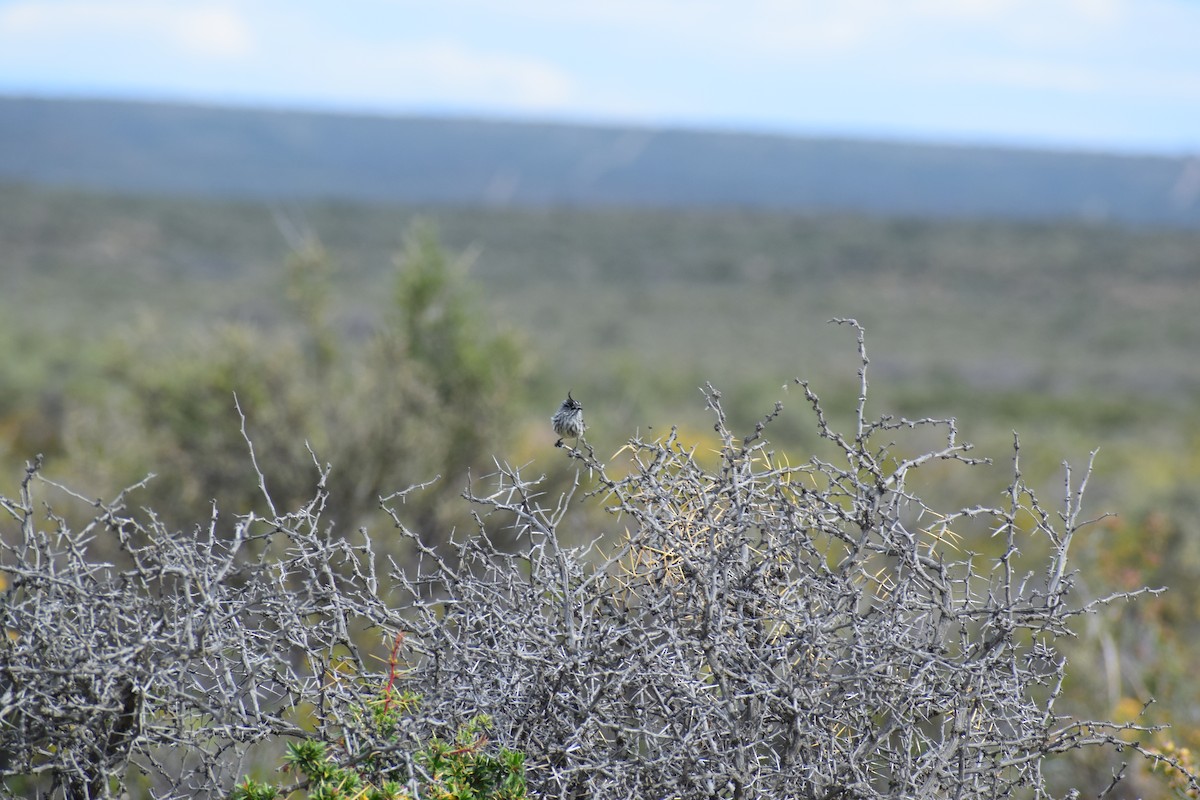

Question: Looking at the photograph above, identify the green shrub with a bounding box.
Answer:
[231,700,526,800]
[61,222,524,540]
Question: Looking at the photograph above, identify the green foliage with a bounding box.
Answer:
[284,236,339,376]
[387,222,524,487]
[230,776,280,800]
[417,716,526,800]
[232,700,527,800]
[56,222,524,536]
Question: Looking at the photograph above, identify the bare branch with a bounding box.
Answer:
[0,325,1187,800]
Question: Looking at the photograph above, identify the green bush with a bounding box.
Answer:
[231,684,526,800]
[61,222,525,539]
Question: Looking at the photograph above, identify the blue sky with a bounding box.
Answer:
[1,0,1198,154]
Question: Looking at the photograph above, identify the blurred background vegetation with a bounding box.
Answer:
[2,101,1200,796]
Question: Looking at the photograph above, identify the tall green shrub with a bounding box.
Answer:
[62,223,524,537]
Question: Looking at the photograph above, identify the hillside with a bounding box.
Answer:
[1,96,1197,225]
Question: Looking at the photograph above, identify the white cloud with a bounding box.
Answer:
[175,6,253,57]
[473,0,1129,53]
[0,0,1194,149]
[911,0,1119,23]
[0,1,573,110]
[381,40,573,109]
[226,24,576,111]
[0,1,254,59]
[947,58,1106,94]
[734,0,1130,57]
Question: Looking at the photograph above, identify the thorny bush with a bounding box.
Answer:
[0,320,1194,799]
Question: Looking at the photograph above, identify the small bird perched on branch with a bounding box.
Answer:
[552,392,585,447]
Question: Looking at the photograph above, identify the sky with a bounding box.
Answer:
[1,0,1199,155]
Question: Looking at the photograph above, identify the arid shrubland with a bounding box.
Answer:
[0,321,1192,799]
[59,223,525,541]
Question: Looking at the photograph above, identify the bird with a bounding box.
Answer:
[551,392,585,447]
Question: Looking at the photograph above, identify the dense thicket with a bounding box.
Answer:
[1,322,1192,799]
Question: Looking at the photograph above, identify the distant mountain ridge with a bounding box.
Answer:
[1,96,1198,225]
